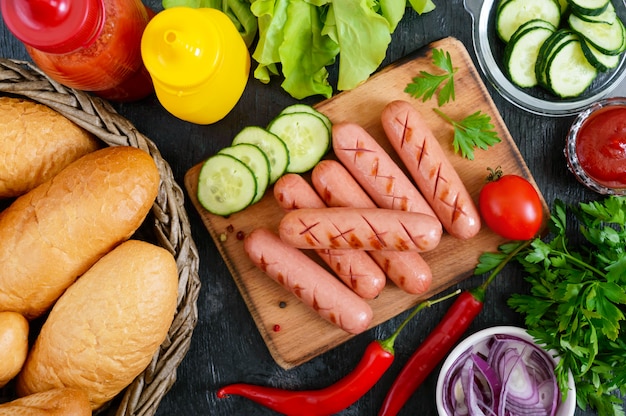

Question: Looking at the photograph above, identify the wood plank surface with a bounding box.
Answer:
[184,36,549,369]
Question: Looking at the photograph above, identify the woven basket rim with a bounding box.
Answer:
[0,58,201,416]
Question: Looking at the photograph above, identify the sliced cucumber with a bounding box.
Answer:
[567,0,609,16]
[511,18,558,37]
[496,0,561,42]
[279,104,333,133]
[232,126,289,184]
[219,143,271,204]
[580,37,621,71]
[197,153,257,216]
[571,0,615,24]
[535,29,578,88]
[619,16,626,53]
[568,11,625,54]
[505,25,555,87]
[546,37,598,97]
[267,112,331,174]
[497,0,512,10]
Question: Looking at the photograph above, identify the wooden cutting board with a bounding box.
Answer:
[184,36,549,369]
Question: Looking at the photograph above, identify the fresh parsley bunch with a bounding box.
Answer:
[479,196,626,416]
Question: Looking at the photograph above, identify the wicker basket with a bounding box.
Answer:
[0,58,201,416]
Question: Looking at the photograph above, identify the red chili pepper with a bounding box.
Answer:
[377,288,484,416]
[217,291,460,416]
[378,240,531,416]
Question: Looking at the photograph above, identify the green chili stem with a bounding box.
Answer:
[379,289,461,352]
[479,239,533,292]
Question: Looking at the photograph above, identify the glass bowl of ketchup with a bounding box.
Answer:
[565,97,626,195]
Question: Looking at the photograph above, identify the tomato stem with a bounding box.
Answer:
[485,165,503,182]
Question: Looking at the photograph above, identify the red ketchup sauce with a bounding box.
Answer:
[575,106,626,189]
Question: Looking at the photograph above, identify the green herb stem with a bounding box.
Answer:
[557,250,608,280]
[432,107,453,125]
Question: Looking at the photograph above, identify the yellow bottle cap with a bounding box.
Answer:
[141,7,223,90]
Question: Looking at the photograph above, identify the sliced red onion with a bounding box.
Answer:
[441,334,560,416]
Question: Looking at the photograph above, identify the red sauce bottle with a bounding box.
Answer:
[1,0,155,102]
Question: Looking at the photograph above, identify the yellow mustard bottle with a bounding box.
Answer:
[141,7,250,124]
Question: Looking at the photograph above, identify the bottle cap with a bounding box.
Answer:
[0,0,105,53]
[141,7,223,91]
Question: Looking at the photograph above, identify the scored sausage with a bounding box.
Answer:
[381,100,481,240]
[332,122,437,218]
[274,173,324,212]
[273,174,386,299]
[312,159,373,208]
[278,207,442,252]
[243,227,373,334]
[312,160,432,295]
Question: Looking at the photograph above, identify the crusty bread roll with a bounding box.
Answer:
[16,240,179,410]
[0,146,160,319]
[0,311,29,387]
[0,96,101,199]
[0,388,91,416]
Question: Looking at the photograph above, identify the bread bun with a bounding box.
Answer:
[0,388,91,416]
[0,146,160,319]
[0,96,101,199]
[0,311,28,387]
[16,240,178,410]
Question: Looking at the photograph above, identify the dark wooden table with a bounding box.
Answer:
[0,1,619,415]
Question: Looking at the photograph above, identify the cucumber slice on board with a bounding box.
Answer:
[279,104,333,133]
[197,153,257,216]
[267,112,331,174]
[219,143,271,204]
[496,0,561,42]
[232,126,289,184]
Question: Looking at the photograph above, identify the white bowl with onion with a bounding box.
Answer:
[436,326,576,416]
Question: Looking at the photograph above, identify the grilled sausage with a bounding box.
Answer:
[332,122,436,218]
[381,100,481,240]
[273,174,386,299]
[311,160,432,295]
[278,207,442,252]
[312,160,373,208]
[244,227,373,334]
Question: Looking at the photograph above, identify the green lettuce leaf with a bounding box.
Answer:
[327,0,391,91]
[251,0,290,83]
[379,0,406,31]
[409,0,436,14]
[278,0,339,98]
[163,0,258,47]
[164,0,437,99]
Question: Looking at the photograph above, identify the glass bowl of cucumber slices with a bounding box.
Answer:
[464,0,626,117]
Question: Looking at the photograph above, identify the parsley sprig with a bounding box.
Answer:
[405,48,501,159]
[405,48,456,107]
[433,108,501,160]
[475,196,626,416]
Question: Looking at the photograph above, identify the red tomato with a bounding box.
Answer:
[478,173,544,240]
